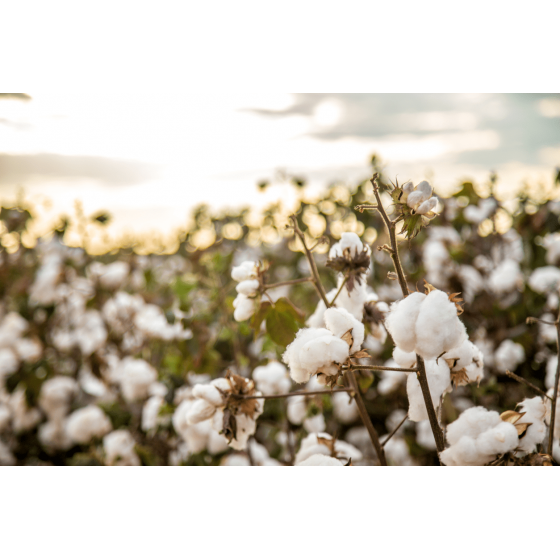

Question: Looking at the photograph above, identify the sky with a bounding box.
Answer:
[0,92,559,245]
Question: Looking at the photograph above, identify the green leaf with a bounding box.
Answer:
[265,306,299,347]
[250,300,272,331]
[273,297,305,326]
[358,371,374,393]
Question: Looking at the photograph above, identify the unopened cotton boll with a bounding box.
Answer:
[494,339,525,372]
[252,361,291,395]
[103,430,141,466]
[298,454,345,466]
[517,397,547,454]
[233,294,256,322]
[528,266,560,294]
[65,405,112,444]
[406,360,451,422]
[414,290,467,360]
[231,261,258,282]
[324,307,365,354]
[385,292,426,353]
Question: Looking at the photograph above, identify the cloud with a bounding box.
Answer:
[0,153,160,188]
[0,93,32,101]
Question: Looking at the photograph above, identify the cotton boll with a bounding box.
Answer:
[393,347,417,368]
[303,413,326,434]
[385,292,426,353]
[494,339,525,372]
[377,360,408,395]
[329,232,364,259]
[476,423,519,458]
[236,279,259,297]
[299,335,349,373]
[465,345,485,384]
[228,414,257,451]
[324,307,365,354]
[142,395,170,433]
[295,434,333,464]
[384,437,414,466]
[103,430,141,466]
[443,340,481,372]
[13,338,43,363]
[0,313,28,347]
[446,407,502,446]
[186,399,216,425]
[65,405,112,444]
[233,294,256,322]
[415,290,467,360]
[116,358,158,403]
[38,376,78,421]
[528,266,560,294]
[517,397,547,454]
[298,454,345,466]
[98,262,130,290]
[546,356,558,390]
[192,383,225,407]
[252,361,291,395]
[9,389,42,433]
[287,395,307,425]
[0,348,20,378]
[332,391,359,424]
[38,421,73,451]
[231,261,258,282]
[406,360,451,422]
[416,421,437,450]
[416,197,438,215]
[488,259,523,295]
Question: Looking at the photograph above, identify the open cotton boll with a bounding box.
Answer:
[517,397,547,454]
[186,399,216,425]
[406,360,451,422]
[329,232,364,259]
[38,376,78,420]
[335,280,369,321]
[494,339,525,372]
[446,407,503,445]
[416,197,438,215]
[117,358,158,403]
[393,347,417,368]
[233,294,256,322]
[192,383,225,407]
[384,437,414,466]
[287,395,307,425]
[303,413,326,434]
[236,279,259,297]
[546,356,558,389]
[298,454,345,466]
[103,430,141,466]
[226,414,257,451]
[385,292,426,353]
[64,405,112,444]
[252,361,291,395]
[465,345,485,384]
[414,290,467,360]
[377,360,408,395]
[299,335,350,374]
[528,266,560,294]
[324,307,365,354]
[488,259,523,295]
[416,420,437,450]
[231,261,258,282]
[332,391,359,424]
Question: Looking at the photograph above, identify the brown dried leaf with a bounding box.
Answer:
[445,358,459,370]
[450,368,469,387]
[423,280,437,294]
[341,329,354,348]
[352,350,370,359]
[515,422,532,438]
[448,292,464,315]
[500,410,526,425]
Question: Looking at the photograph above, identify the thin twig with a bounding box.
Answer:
[289,215,330,307]
[329,276,348,307]
[347,370,387,466]
[263,277,313,290]
[548,314,560,454]
[241,388,353,400]
[344,365,418,373]
[381,414,409,447]
[502,370,551,400]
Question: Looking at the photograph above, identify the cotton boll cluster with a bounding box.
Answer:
[528,266,560,295]
[252,361,291,395]
[402,181,438,218]
[283,307,364,385]
[231,261,260,322]
[64,405,112,445]
[103,430,141,466]
[185,374,264,451]
[440,407,519,466]
[88,261,130,290]
[385,289,467,360]
[294,432,362,465]
[516,397,547,454]
[494,340,525,372]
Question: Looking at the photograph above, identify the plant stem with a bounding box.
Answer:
[382,414,409,447]
[369,173,445,458]
[548,312,560,455]
[347,370,387,466]
[290,215,330,307]
[502,370,551,400]
[263,277,314,290]
[241,388,353,400]
[344,365,418,373]
[329,276,348,307]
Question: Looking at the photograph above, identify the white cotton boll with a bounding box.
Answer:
[74,310,107,356]
[303,413,326,434]
[248,440,281,466]
[335,280,369,321]
[446,407,501,445]
[287,396,307,425]
[38,376,78,420]
[443,340,479,371]
[0,313,28,348]
[186,399,216,425]
[64,405,112,444]
[300,335,349,373]
[329,232,364,259]
[117,358,158,403]
[544,232,560,265]
[517,397,547,454]
[528,266,560,294]
[0,348,19,377]
[416,197,438,215]
[98,262,130,290]
[384,437,414,466]
[142,395,169,433]
[416,421,437,450]
[406,191,427,209]
[393,347,417,368]
[476,423,519,458]
[38,421,73,451]
[403,181,414,195]
[229,414,257,451]
[546,356,558,390]
[494,339,525,372]
[13,338,43,363]
[378,359,408,395]
[465,345,485,384]
[236,279,259,297]
[324,307,365,354]
[295,433,332,464]
[207,429,229,455]
[103,430,141,466]
[406,360,451,422]
[233,294,256,322]
[192,383,225,407]
[415,290,467,360]
[332,391,359,424]
[385,292,426,353]
[252,361,291,395]
[0,440,16,466]
[298,454,345,466]
[231,261,258,282]
[488,259,523,295]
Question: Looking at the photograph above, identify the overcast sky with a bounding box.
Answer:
[0,92,558,240]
